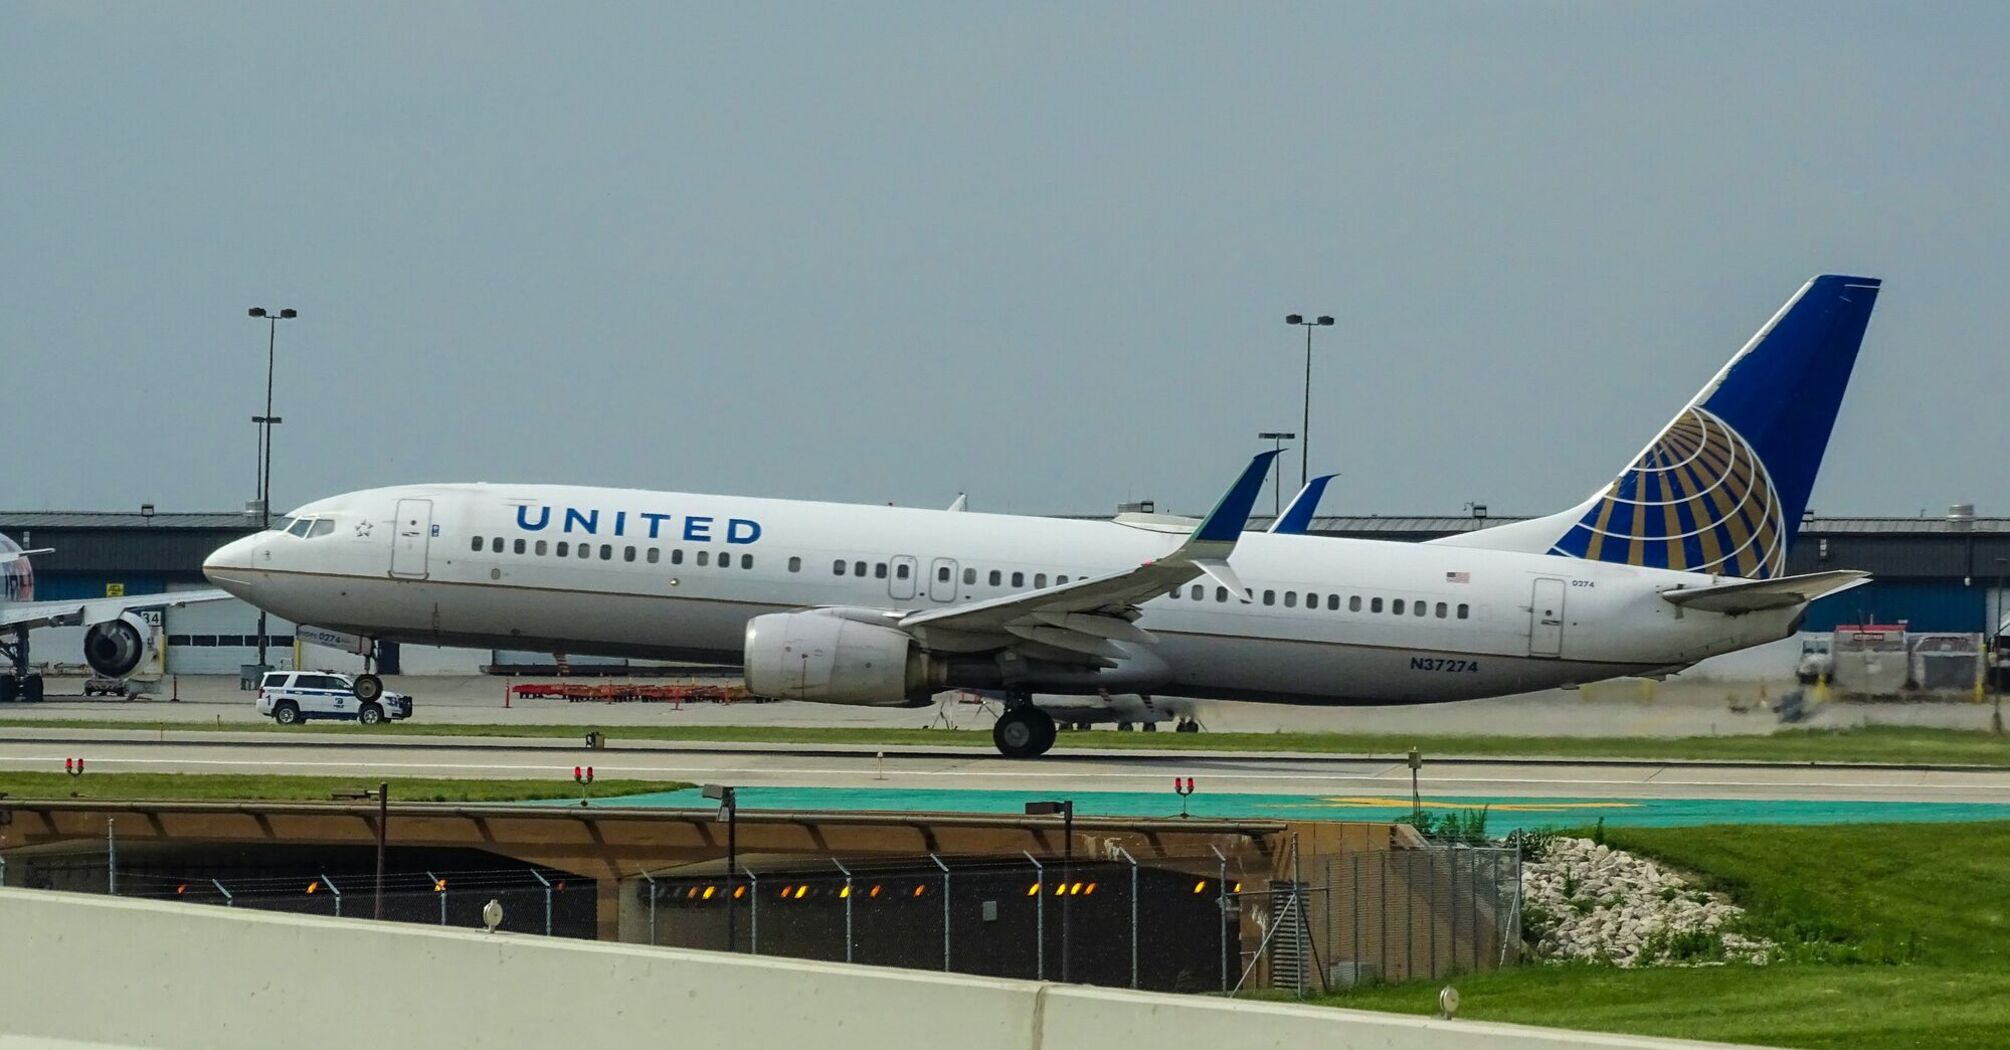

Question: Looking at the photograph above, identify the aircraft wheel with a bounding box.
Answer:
[1175,719,1201,734]
[993,706,1056,759]
[0,677,15,703]
[1116,721,1134,732]
[22,675,43,702]
[352,674,384,702]
[1141,722,1158,732]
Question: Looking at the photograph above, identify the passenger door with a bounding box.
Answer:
[390,498,433,579]
[888,555,917,601]
[1529,578,1566,658]
[928,558,959,603]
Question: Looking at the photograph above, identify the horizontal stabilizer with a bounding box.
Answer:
[1659,570,1868,615]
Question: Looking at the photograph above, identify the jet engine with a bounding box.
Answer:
[83,613,151,678]
[743,611,941,705]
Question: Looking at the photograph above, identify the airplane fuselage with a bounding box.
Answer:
[204,483,1801,706]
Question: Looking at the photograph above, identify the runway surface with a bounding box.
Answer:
[5,731,2010,829]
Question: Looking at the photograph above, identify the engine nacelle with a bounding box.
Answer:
[744,611,936,705]
[83,613,151,678]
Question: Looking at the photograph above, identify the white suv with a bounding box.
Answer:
[257,671,414,726]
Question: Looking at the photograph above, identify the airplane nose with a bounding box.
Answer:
[202,534,265,597]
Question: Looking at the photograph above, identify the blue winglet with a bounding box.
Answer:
[1191,451,1281,544]
[1271,474,1337,534]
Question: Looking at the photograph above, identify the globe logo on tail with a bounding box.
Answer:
[1550,407,1786,579]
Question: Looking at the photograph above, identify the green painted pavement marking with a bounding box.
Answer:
[560,786,2010,829]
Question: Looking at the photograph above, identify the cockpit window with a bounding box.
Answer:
[307,519,336,538]
[285,518,313,538]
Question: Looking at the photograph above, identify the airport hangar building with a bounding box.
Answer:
[4,508,2007,677]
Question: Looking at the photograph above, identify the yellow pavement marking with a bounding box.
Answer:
[1320,795,1641,811]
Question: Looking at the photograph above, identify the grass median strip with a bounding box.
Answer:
[2,719,2007,765]
[0,771,691,803]
[1311,821,2010,1050]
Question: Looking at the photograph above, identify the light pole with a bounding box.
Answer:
[1025,800,1074,982]
[705,784,738,950]
[1257,432,1295,518]
[1285,313,1334,488]
[1995,558,2006,735]
[247,306,297,674]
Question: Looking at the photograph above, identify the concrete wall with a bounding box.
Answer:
[0,889,1762,1050]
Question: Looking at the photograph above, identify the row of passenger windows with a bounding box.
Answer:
[810,558,1074,588]
[468,535,1467,620]
[1169,584,1470,619]
[470,535,754,570]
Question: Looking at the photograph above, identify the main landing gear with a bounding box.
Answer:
[1,626,44,703]
[992,694,1057,759]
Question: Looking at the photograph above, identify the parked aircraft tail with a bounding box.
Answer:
[1432,275,1882,579]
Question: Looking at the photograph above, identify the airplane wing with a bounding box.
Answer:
[1268,474,1337,534]
[1659,570,1868,615]
[0,588,237,632]
[897,452,1276,664]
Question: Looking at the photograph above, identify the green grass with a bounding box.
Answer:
[1311,821,2010,1049]
[3,718,2008,765]
[0,771,690,803]
[1314,964,2010,1050]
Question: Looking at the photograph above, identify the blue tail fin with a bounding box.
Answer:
[1548,275,1881,578]
[1433,276,1882,578]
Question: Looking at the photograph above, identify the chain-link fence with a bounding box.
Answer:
[0,836,1521,994]
[632,851,1240,994]
[3,848,597,938]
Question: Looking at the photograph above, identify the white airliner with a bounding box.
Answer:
[1,533,233,702]
[206,275,1883,757]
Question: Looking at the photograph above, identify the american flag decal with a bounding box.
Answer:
[1446,571,1470,583]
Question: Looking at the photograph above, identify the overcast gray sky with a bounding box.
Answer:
[5,3,2006,519]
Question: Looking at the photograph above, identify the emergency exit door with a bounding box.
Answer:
[929,558,959,602]
[888,555,917,601]
[390,498,433,579]
[1529,578,1565,658]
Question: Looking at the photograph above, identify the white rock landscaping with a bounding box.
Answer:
[1519,837,1773,967]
